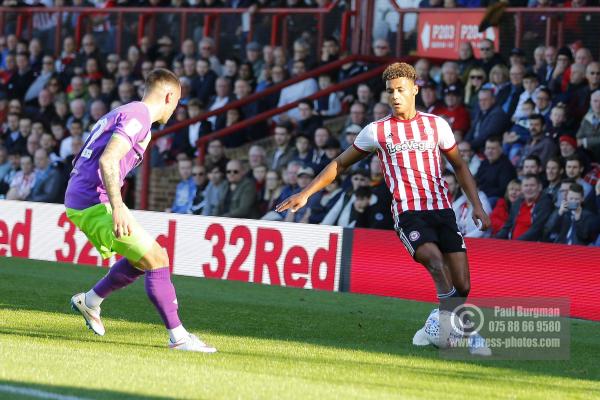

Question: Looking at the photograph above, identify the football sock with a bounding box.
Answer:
[168,325,189,343]
[145,267,183,331]
[87,258,145,308]
[437,286,463,312]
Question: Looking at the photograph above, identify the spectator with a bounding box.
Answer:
[292,132,314,167]
[63,135,83,180]
[549,46,573,95]
[220,159,259,219]
[8,52,35,101]
[487,64,510,98]
[284,166,315,223]
[438,61,462,99]
[276,60,318,122]
[198,37,222,75]
[245,41,264,78]
[543,156,563,200]
[40,132,61,163]
[534,86,552,121]
[520,154,543,181]
[346,101,369,128]
[258,169,283,216]
[373,102,391,121]
[490,179,521,236]
[0,145,10,184]
[545,183,600,245]
[457,42,477,82]
[2,113,25,154]
[547,104,570,139]
[446,141,481,176]
[295,98,322,135]
[307,176,344,224]
[248,145,267,172]
[366,154,393,230]
[497,64,525,118]
[475,136,517,204]
[477,38,505,75]
[322,169,371,227]
[167,158,196,214]
[465,88,509,152]
[323,137,342,165]
[6,154,35,201]
[503,99,535,164]
[569,62,600,121]
[463,67,487,114]
[576,89,600,161]
[508,47,527,69]
[418,80,443,113]
[437,84,470,141]
[340,124,362,150]
[202,164,228,217]
[0,149,20,197]
[192,58,217,106]
[564,155,593,198]
[496,174,554,241]
[539,45,557,85]
[319,36,340,65]
[204,139,229,172]
[27,148,63,203]
[558,135,591,172]
[189,164,209,215]
[531,45,547,80]
[24,55,54,104]
[519,113,558,168]
[414,58,432,83]
[312,126,331,172]
[262,160,302,221]
[314,73,342,118]
[267,123,295,171]
[513,72,539,121]
[207,77,233,130]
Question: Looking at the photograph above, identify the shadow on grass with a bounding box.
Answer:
[0,379,171,400]
[2,257,600,384]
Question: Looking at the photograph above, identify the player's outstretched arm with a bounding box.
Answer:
[99,135,134,238]
[445,146,491,231]
[276,146,368,213]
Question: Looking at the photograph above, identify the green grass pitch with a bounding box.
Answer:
[0,257,599,399]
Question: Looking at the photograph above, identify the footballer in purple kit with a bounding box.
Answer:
[65,69,216,353]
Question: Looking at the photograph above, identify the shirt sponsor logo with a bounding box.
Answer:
[386,140,436,154]
[124,118,143,137]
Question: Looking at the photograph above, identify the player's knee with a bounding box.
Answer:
[425,258,445,277]
[456,281,470,297]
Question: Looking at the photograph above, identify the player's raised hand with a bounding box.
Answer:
[112,203,134,238]
[472,206,491,232]
[276,192,308,213]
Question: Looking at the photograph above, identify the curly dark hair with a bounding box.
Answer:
[382,62,417,82]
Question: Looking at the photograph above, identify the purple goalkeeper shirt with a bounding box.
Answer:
[64,101,152,210]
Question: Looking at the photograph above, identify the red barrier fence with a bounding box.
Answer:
[350,228,600,321]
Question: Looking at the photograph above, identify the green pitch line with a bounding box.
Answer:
[0,257,599,400]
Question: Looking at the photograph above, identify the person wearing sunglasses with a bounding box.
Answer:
[476,38,505,75]
[220,159,259,219]
[464,67,487,113]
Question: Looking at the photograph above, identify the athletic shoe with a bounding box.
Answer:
[70,293,105,336]
[468,332,492,356]
[169,334,217,353]
[412,327,430,346]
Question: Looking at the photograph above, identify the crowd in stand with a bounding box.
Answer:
[0,3,599,246]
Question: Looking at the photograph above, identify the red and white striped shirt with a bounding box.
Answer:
[353,111,456,220]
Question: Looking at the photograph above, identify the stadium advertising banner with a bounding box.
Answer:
[417,12,500,59]
[0,201,345,292]
[349,228,600,321]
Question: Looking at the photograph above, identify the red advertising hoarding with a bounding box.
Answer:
[417,11,500,59]
[350,228,600,321]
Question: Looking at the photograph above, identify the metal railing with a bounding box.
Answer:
[139,54,398,210]
[0,1,356,57]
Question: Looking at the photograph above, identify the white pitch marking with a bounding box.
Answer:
[0,384,92,400]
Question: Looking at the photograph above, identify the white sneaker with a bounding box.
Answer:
[468,332,492,356]
[70,293,105,336]
[412,327,430,346]
[169,334,217,353]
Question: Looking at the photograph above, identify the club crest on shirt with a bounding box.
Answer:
[124,118,143,137]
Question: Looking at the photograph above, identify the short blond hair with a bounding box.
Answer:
[382,62,417,82]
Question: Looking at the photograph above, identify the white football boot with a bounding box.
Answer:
[468,332,492,356]
[169,334,217,353]
[70,292,105,336]
[412,309,438,346]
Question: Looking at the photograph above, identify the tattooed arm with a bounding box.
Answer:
[99,135,133,237]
